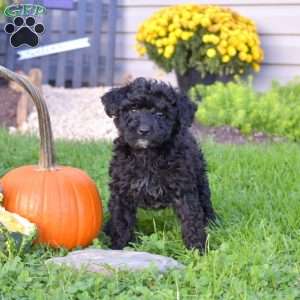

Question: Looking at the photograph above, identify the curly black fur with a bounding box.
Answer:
[101,78,215,251]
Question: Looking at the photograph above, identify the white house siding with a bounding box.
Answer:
[115,0,300,90]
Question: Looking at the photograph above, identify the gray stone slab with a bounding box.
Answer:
[46,249,184,275]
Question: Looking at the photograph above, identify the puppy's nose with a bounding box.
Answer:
[137,125,150,136]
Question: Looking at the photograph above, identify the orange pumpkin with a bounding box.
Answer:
[0,66,103,249]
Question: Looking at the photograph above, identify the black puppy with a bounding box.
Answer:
[101,78,215,251]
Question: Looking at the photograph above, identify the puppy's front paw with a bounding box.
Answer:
[110,243,125,250]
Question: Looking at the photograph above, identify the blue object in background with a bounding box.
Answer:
[24,0,74,10]
[43,0,74,10]
[2,0,117,87]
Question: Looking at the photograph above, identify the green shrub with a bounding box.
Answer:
[190,77,300,140]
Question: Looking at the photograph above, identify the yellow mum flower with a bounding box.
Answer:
[168,35,177,44]
[222,55,230,63]
[183,11,192,20]
[192,13,203,24]
[217,46,226,55]
[207,48,217,58]
[239,52,247,61]
[169,31,177,38]
[237,44,248,52]
[220,31,229,40]
[136,44,146,56]
[158,28,167,37]
[228,37,239,48]
[164,45,175,58]
[181,31,193,41]
[202,34,211,43]
[173,19,181,28]
[175,28,183,37]
[136,32,144,42]
[211,35,220,45]
[188,20,197,30]
[208,24,221,33]
[173,15,180,23]
[168,24,176,32]
[252,63,261,72]
[219,40,228,48]
[228,46,237,57]
[251,46,261,60]
[238,34,247,43]
[181,20,189,29]
[246,54,253,63]
[202,34,219,44]
[155,39,163,47]
[201,17,211,27]
[248,39,256,47]
[159,17,169,26]
[162,38,169,46]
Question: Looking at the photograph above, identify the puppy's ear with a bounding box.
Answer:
[101,86,127,117]
[177,94,197,128]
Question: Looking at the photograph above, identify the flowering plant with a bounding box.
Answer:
[190,78,300,140]
[0,0,6,14]
[136,4,264,78]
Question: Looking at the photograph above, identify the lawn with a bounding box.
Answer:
[0,128,300,300]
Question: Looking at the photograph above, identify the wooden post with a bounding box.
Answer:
[9,69,43,129]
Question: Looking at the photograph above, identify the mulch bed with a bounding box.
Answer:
[0,85,20,128]
[191,122,287,144]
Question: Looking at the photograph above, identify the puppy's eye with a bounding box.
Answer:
[155,111,164,117]
[131,109,138,113]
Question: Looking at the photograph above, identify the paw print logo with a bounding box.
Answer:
[4,16,45,48]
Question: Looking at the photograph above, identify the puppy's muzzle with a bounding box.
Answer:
[136,139,149,148]
[137,124,151,136]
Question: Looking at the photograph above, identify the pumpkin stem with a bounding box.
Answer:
[0,66,56,169]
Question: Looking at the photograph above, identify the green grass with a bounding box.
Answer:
[0,129,300,299]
